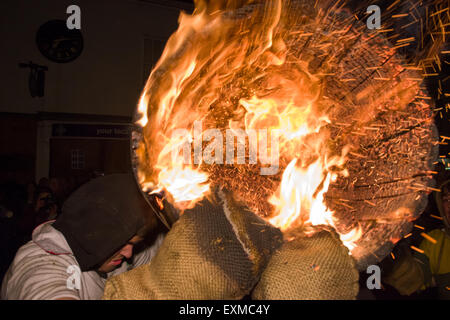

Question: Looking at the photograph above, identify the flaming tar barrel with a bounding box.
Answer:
[131,0,438,272]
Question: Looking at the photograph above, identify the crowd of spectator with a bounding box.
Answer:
[0,176,94,282]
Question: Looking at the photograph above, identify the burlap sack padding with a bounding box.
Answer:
[103,189,283,300]
[252,228,359,300]
[103,189,360,300]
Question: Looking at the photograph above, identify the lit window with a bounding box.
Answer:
[71,149,85,169]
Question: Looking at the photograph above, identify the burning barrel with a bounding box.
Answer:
[131,0,439,271]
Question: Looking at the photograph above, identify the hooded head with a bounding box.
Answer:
[53,174,157,272]
[435,179,450,236]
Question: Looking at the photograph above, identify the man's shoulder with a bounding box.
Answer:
[12,239,47,263]
[1,239,80,300]
[31,221,73,255]
[6,227,78,281]
[1,222,80,299]
[12,237,74,267]
[132,233,165,267]
[8,222,73,265]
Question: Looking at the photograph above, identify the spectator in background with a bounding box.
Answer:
[34,188,58,226]
[49,177,75,210]
[26,182,36,206]
[38,177,50,188]
[383,180,450,299]
[0,183,24,284]
[19,186,58,242]
[424,180,450,298]
[49,177,63,212]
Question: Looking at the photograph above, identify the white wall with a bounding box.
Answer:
[0,0,186,117]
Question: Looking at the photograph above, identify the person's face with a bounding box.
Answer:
[50,178,59,193]
[35,192,50,212]
[97,235,143,273]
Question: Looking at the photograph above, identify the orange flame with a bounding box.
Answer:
[134,0,372,252]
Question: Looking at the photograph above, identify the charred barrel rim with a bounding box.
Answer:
[130,124,179,230]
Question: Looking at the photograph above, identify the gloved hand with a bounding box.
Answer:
[252,227,360,300]
[102,188,283,299]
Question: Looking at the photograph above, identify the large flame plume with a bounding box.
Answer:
[133,0,445,258]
